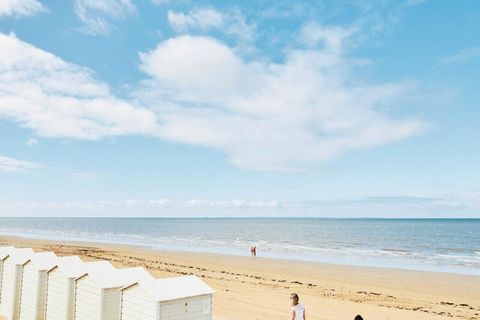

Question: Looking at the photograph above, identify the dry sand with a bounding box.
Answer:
[1,236,479,320]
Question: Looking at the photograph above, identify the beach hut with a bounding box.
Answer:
[0,246,15,300]
[73,264,153,320]
[120,275,215,320]
[44,259,110,320]
[0,248,34,320]
[17,251,58,320]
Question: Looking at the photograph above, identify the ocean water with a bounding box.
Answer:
[0,217,478,275]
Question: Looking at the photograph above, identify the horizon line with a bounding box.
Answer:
[0,216,478,220]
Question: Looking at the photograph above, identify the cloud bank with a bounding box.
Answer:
[167,7,255,44]
[74,0,136,35]
[0,0,44,17]
[0,193,476,217]
[0,23,425,171]
[440,46,480,64]
[0,155,41,172]
[139,31,425,171]
[0,33,157,140]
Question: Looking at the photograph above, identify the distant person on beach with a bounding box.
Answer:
[253,245,257,256]
[354,315,363,320]
[250,246,254,256]
[290,293,305,320]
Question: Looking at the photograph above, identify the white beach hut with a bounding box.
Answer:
[0,246,16,300]
[44,259,111,320]
[0,247,34,320]
[17,251,58,320]
[120,275,215,320]
[73,264,153,320]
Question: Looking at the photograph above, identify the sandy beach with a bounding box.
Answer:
[0,235,479,320]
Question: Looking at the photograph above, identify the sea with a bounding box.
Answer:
[0,217,478,275]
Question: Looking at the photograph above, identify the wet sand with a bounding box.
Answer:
[1,236,479,320]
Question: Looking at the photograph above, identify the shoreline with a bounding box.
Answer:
[1,232,476,277]
[0,230,477,276]
[1,235,479,320]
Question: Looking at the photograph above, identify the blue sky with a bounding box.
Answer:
[0,0,479,217]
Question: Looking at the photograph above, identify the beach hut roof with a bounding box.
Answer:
[122,275,215,302]
[83,260,115,271]
[0,246,16,260]
[75,262,151,289]
[47,255,85,278]
[5,247,35,264]
[74,260,115,283]
[22,251,58,270]
[105,267,153,288]
[118,267,153,283]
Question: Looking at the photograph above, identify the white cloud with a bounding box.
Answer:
[0,198,283,211]
[0,32,158,140]
[297,194,471,217]
[0,155,41,172]
[440,46,480,64]
[168,7,223,31]
[167,7,255,44]
[74,0,136,35]
[299,22,357,53]
[127,199,281,209]
[0,0,45,17]
[102,199,281,209]
[1,194,478,217]
[0,27,425,172]
[139,32,425,171]
[182,200,281,208]
[123,199,144,207]
[149,199,171,206]
[27,138,38,146]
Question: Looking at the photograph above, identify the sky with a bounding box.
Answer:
[0,0,479,217]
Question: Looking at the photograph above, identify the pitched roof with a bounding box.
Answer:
[0,246,15,260]
[47,255,85,278]
[75,263,152,289]
[23,252,58,270]
[4,247,35,265]
[122,275,214,302]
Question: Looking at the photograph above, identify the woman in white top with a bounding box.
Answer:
[290,293,306,320]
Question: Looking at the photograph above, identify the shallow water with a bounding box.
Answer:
[0,217,478,275]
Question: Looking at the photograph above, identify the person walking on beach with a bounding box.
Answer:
[253,245,256,256]
[290,293,306,320]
